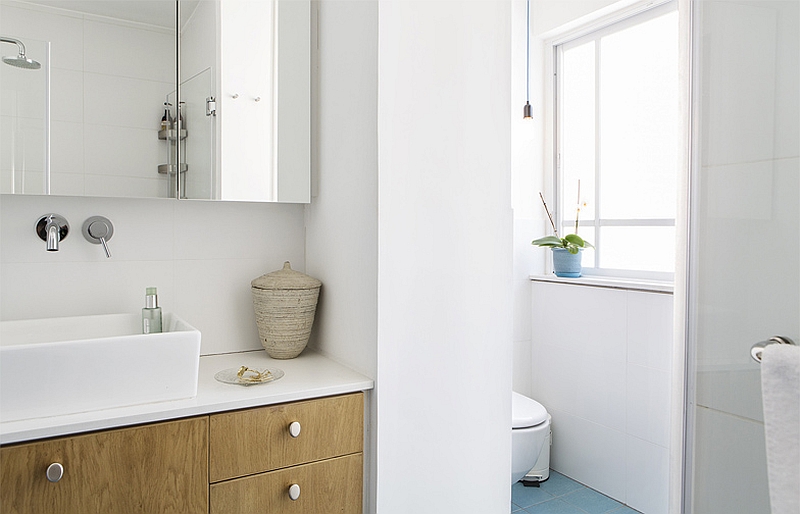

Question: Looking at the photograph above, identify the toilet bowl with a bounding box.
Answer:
[512,391,551,484]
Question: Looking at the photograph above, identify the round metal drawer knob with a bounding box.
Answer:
[288,421,301,438]
[288,483,301,501]
[46,463,64,483]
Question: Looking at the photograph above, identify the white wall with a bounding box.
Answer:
[0,194,305,356]
[308,2,514,512]
[304,0,379,511]
[376,2,513,513]
[0,1,174,197]
[532,281,674,514]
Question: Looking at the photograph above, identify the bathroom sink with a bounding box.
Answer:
[0,313,201,423]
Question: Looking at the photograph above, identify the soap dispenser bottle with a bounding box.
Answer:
[142,287,162,334]
[160,102,172,131]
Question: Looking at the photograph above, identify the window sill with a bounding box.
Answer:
[529,274,674,294]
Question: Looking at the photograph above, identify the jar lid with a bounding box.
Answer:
[251,262,322,291]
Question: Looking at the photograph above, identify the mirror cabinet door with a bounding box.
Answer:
[0,0,310,203]
[0,0,178,198]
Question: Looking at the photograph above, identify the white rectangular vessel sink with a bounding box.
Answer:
[0,313,201,423]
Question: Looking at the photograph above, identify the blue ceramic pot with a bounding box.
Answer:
[552,248,582,278]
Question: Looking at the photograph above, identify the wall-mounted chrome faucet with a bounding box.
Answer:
[35,214,69,252]
[82,216,114,258]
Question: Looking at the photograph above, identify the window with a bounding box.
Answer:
[555,2,679,281]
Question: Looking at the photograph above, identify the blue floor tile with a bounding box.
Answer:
[513,470,641,514]
[607,507,640,513]
[511,482,553,509]
[523,498,589,513]
[512,482,555,508]
[561,487,624,513]
[538,471,584,498]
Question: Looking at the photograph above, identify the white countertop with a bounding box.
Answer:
[1,350,373,445]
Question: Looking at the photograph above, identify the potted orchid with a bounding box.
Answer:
[531,187,593,278]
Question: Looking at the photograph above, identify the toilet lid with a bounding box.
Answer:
[512,392,548,428]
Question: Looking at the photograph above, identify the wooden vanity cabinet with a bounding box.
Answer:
[209,393,364,514]
[0,417,208,514]
[0,392,365,514]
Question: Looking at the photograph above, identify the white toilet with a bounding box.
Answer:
[511,391,551,484]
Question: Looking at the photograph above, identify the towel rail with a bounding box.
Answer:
[751,336,797,363]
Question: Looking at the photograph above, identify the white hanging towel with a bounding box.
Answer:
[761,343,800,514]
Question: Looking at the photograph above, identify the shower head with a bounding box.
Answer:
[3,54,41,69]
[1,36,41,70]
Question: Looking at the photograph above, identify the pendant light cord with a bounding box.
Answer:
[523,0,532,119]
[526,0,530,104]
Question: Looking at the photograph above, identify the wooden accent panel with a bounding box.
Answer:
[209,393,363,482]
[210,453,362,514]
[0,417,208,514]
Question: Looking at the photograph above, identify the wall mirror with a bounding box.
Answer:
[0,0,310,202]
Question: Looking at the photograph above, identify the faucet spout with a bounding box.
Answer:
[36,214,69,252]
[46,222,60,251]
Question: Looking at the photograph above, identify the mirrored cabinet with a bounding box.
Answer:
[0,0,310,202]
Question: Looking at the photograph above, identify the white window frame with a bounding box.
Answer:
[552,0,678,283]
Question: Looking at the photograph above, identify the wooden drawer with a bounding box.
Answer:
[209,392,363,482]
[0,417,208,514]
[210,453,362,514]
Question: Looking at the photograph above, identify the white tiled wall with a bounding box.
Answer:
[0,194,305,355]
[531,281,673,514]
[0,1,174,197]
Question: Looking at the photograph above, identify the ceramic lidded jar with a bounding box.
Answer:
[251,262,322,359]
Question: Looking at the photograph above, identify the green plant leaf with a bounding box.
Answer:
[567,246,579,254]
[563,233,594,249]
[531,235,564,247]
[563,233,585,247]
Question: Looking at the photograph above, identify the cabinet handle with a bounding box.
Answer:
[46,463,64,483]
[288,483,301,501]
[288,421,301,438]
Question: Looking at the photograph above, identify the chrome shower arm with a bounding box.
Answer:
[0,36,26,54]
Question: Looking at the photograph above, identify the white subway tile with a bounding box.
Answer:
[84,20,175,83]
[50,68,84,122]
[626,364,671,447]
[549,407,627,503]
[693,407,770,513]
[626,291,673,371]
[173,258,267,355]
[702,2,777,167]
[50,120,84,174]
[0,65,46,119]
[83,125,161,179]
[626,436,669,514]
[173,200,305,262]
[84,73,173,130]
[50,172,85,196]
[84,174,168,199]
[0,260,174,321]
[0,115,46,174]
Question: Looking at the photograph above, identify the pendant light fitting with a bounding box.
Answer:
[523,0,532,119]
